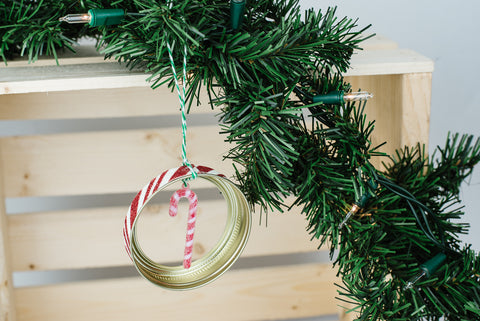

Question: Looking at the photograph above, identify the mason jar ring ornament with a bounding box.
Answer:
[123,164,252,290]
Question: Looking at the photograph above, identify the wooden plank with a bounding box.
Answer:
[0,73,433,198]
[14,263,339,321]
[8,200,317,271]
[1,48,433,95]
[1,126,233,198]
[345,73,431,170]
[399,72,432,149]
[0,62,143,83]
[0,64,431,123]
[0,87,214,120]
[0,146,17,321]
[0,74,147,95]
[345,74,403,168]
[0,45,104,68]
[345,49,434,77]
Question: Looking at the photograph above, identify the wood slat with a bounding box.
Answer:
[0,87,214,120]
[346,74,404,164]
[15,263,340,321]
[0,74,147,95]
[0,72,432,198]
[398,72,432,148]
[0,147,16,321]
[345,72,432,167]
[0,47,433,95]
[1,125,233,198]
[347,49,434,77]
[0,45,104,68]
[8,200,318,271]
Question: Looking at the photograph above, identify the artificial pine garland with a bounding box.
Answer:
[2,0,480,319]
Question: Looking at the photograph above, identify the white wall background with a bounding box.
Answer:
[300,0,480,249]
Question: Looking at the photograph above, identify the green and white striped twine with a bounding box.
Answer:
[166,41,197,183]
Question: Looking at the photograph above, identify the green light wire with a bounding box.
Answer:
[166,40,197,183]
[373,173,452,254]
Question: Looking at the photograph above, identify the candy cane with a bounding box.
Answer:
[169,186,198,269]
[123,165,223,259]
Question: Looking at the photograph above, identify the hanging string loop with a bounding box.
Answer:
[166,40,197,184]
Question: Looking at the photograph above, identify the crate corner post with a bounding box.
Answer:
[0,146,16,321]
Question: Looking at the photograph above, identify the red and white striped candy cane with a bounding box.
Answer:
[123,165,224,261]
[169,186,198,269]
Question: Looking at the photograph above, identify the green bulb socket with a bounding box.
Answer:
[356,193,371,208]
[356,179,378,207]
[312,90,344,105]
[420,253,447,277]
[230,0,246,30]
[88,9,125,27]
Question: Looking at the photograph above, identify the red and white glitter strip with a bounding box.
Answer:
[123,165,223,260]
[169,186,198,269]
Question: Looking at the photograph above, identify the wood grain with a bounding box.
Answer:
[0,46,433,95]
[399,72,432,149]
[1,126,233,198]
[0,146,16,321]
[346,49,434,77]
[0,73,432,198]
[345,72,432,169]
[8,200,318,271]
[0,87,213,120]
[346,74,404,165]
[15,263,339,321]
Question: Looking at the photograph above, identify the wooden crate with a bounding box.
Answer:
[0,36,433,321]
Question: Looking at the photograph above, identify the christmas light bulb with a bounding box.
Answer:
[59,9,125,27]
[403,270,426,290]
[338,190,373,229]
[338,204,360,229]
[59,13,91,24]
[403,253,447,290]
[343,91,374,102]
[312,91,374,105]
